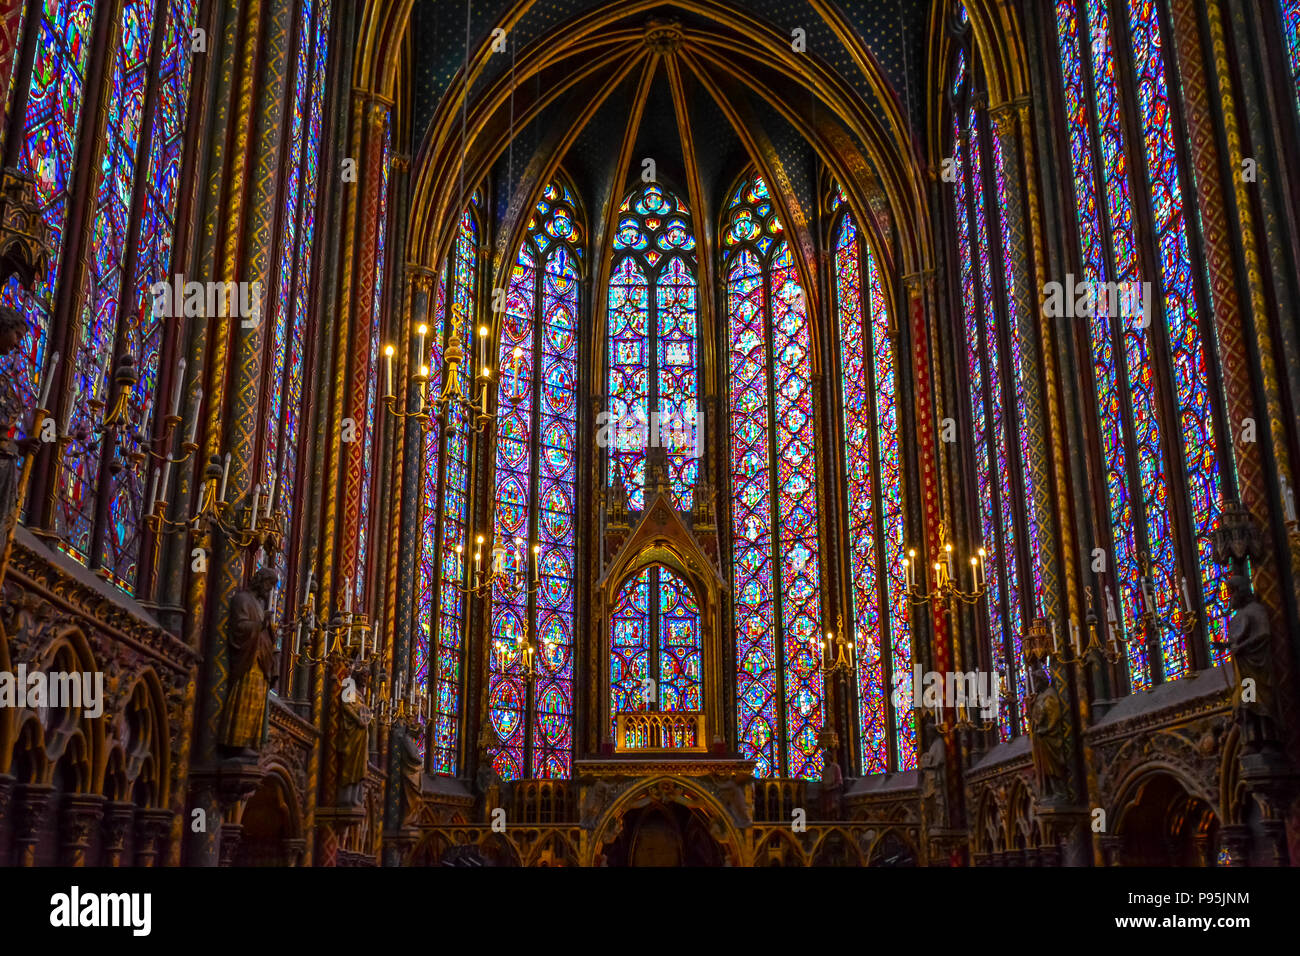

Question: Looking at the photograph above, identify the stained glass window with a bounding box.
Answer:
[1053,0,1226,690]
[264,0,332,599]
[425,205,479,775]
[833,205,913,773]
[18,0,200,589]
[486,182,581,780]
[1,0,97,419]
[951,53,1033,737]
[724,173,823,780]
[609,565,702,731]
[605,183,699,511]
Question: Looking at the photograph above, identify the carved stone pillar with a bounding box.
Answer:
[1100,834,1125,866]
[133,808,174,867]
[12,783,53,866]
[100,800,135,867]
[59,793,104,866]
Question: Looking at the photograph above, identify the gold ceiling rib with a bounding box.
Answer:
[405,0,930,279]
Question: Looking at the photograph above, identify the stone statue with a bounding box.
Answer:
[919,733,948,829]
[217,568,279,758]
[1226,575,1280,756]
[818,730,843,818]
[337,660,373,806]
[476,725,502,820]
[0,307,36,532]
[1028,660,1070,803]
[393,719,424,827]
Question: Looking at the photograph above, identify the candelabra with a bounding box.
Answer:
[1134,549,1197,652]
[902,529,988,607]
[1055,587,1124,667]
[382,304,524,438]
[149,452,286,556]
[820,626,856,677]
[455,531,540,600]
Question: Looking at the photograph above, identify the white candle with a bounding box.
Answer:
[479,325,488,371]
[303,568,313,605]
[158,458,171,508]
[218,452,230,502]
[293,619,302,655]
[63,377,80,434]
[185,386,202,445]
[384,345,394,398]
[1180,576,1192,613]
[977,548,986,586]
[360,629,367,658]
[1070,619,1081,654]
[902,557,911,590]
[147,468,160,515]
[265,475,275,518]
[36,351,59,410]
[416,324,427,366]
[945,543,954,581]
[1050,616,1059,651]
[1285,477,1297,523]
[344,578,352,614]
[250,483,261,526]
[533,544,541,583]
[169,358,185,418]
[1106,586,1118,623]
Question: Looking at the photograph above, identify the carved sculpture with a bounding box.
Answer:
[217,568,279,758]
[1226,575,1281,756]
[393,719,424,827]
[1027,660,1070,802]
[337,660,373,806]
[919,733,948,829]
[818,729,843,819]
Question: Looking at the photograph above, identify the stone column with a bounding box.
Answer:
[59,793,104,866]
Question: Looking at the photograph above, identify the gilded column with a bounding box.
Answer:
[1208,0,1300,752]
[184,0,270,867]
[382,266,432,864]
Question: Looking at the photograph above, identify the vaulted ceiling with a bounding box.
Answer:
[400,0,941,301]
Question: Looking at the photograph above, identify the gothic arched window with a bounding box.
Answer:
[949,47,1041,738]
[609,566,703,733]
[485,181,582,780]
[264,0,334,596]
[422,196,481,775]
[605,183,700,512]
[829,188,914,773]
[0,0,202,589]
[723,173,823,780]
[1053,0,1227,691]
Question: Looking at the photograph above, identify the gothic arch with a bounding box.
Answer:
[597,492,726,750]
[587,774,745,866]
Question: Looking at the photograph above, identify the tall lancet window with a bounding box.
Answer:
[724,173,823,780]
[421,194,480,774]
[3,0,199,589]
[949,47,1040,737]
[1054,0,1228,692]
[609,565,703,733]
[264,0,332,593]
[605,183,699,512]
[830,188,913,772]
[485,182,581,780]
